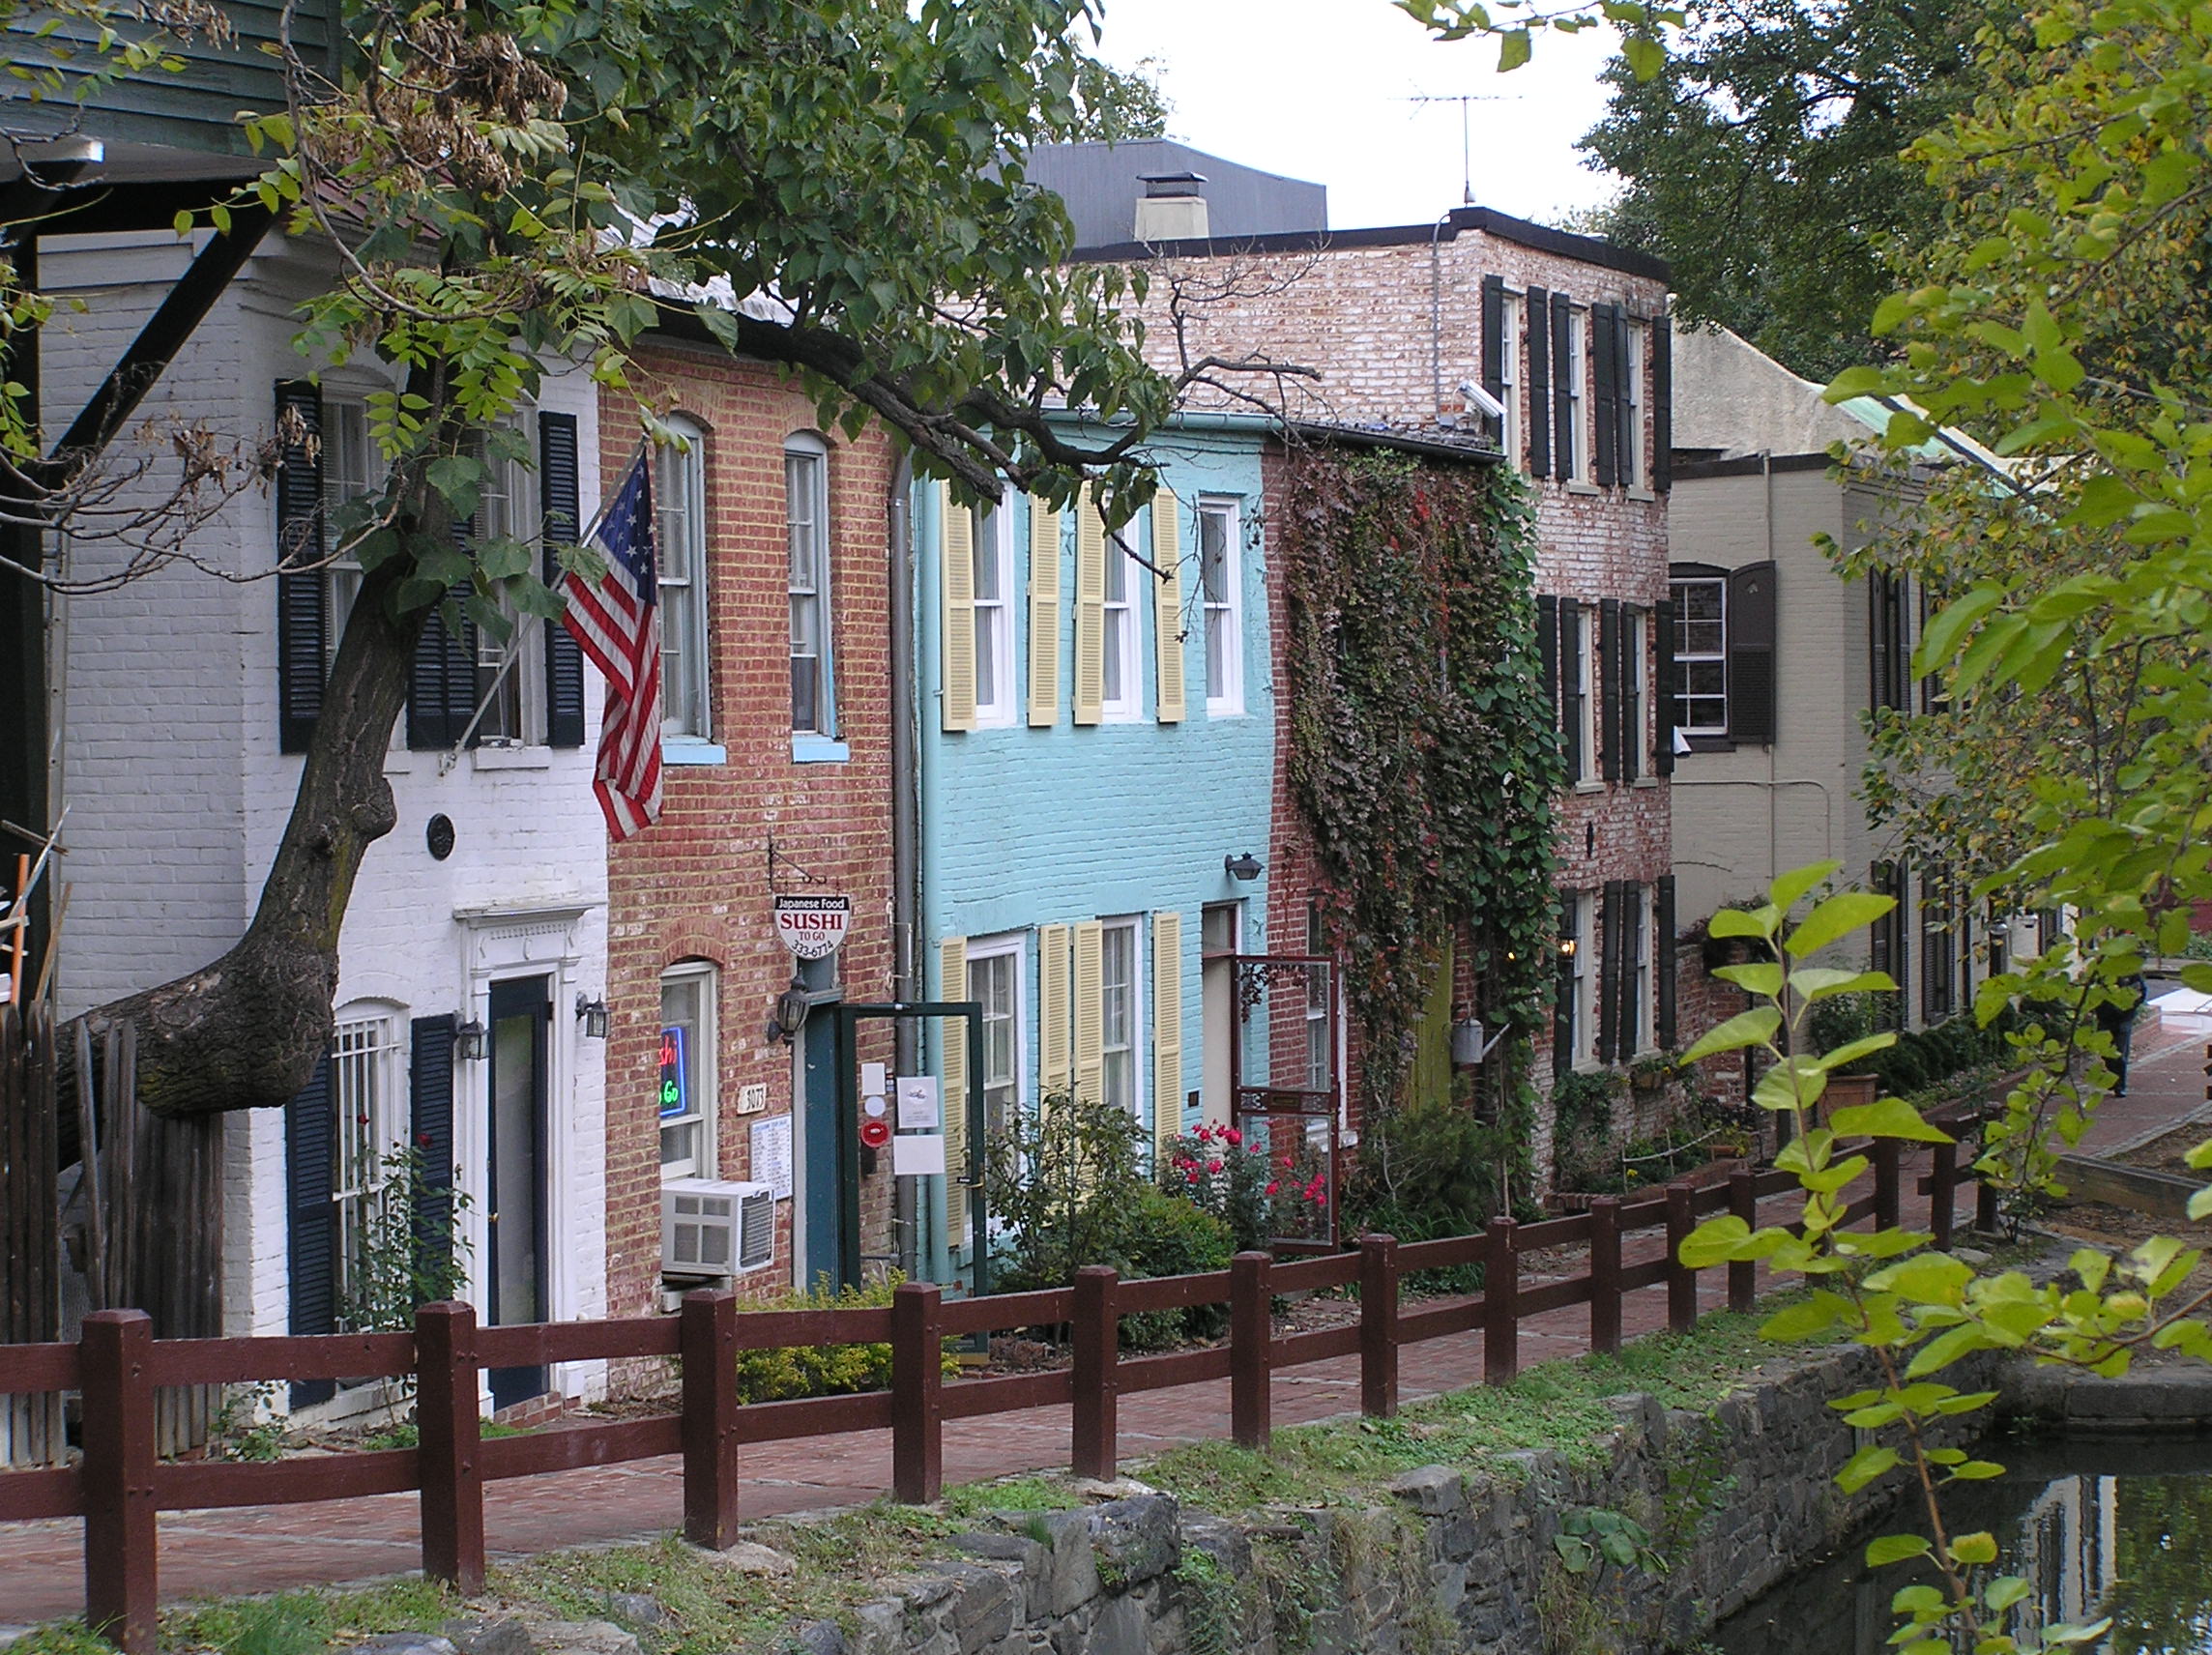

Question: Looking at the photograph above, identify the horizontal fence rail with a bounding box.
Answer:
[0,1138,1977,1654]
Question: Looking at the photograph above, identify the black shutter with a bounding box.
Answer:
[1592,303,1619,488]
[1726,562,1778,746]
[1554,892,1577,1075]
[1655,876,1677,1049]
[1525,286,1552,479]
[1651,313,1674,493]
[1654,596,1677,776]
[1621,606,1642,784]
[276,381,326,755]
[1558,598,1584,780]
[1536,594,1559,731]
[410,1013,457,1296]
[1615,886,1643,1060]
[1598,598,1622,783]
[285,1052,336,1406]
[407,589,477,749]
[1480,274,1506,449]
[1552,293,1576,481]
[1596,882,1624,1066]
[539,414,587,748]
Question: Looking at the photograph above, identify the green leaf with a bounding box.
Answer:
[1679,1004,1782,1064]
[1819,1031,1899,1072]
[1911,585,2005,675]
[1620,32,1664,79]
[1867,1253,1973,1304]
[1713,962,1784,997]
[1830,1097,1955,1144]
[1497,26,1531,70]
[1770,860,1844,912]
[1708,905,1778,941]
[1785,892,1897,960]
[1865,1533,1930,1567]
[1947,1532,1998,1566]
[1836,1444,1899,1494]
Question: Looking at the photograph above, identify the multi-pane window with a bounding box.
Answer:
[786,435,832,735]
[1577,605,1600,778]
[969,944,1020,1136]
[659,965,716,1178]
[1498,300,1522,471]
[1623,607,1644,780]
[466,429,531,744]
[329,1012,402,1322]
[321,400,374,675]
[972,506,1013,725]
[1100,920,1139,1117]
[1563,309,1587,481]
[1621,324,1644,488]
[1921,880,1958,1024]
[1102,525,1137,717]
[1629,886,1651,1056]
[1304,904,1330,1090]
[1671,575,1728,735]
[657,422,710,739]
[1200,500,1242,715]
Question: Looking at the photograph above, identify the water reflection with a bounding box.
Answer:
[1711,1437,2212,1655]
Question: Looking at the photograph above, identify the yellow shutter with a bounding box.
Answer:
[1039,921,1071,1099]
[1028,495,1062,728]
[939,935,970,1249]
[1151,493,1185,723]
[1073,487,1105,726]
[940,485,976,732]
[1072,919,1104,1103]
[1151,911,1183,1163]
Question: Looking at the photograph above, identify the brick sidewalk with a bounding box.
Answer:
[2075,1002,2212,1155]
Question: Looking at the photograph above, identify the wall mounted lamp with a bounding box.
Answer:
[765,975,812,1044]
[1557,937,1579,959]
[575,994,610,1038]
[454,1017,487,1061]
[1224,852,1264,882]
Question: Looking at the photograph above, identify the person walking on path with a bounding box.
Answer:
[2092,971,2148,1096]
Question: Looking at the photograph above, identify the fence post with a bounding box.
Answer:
[1665,1182,1698,1334]
[1727,1170,1759,1315]
[1872,1138,1902,1232]
[891,1281,944,1503]
[1483,1216,1519,1384]
[1930,1139,1959,1252]
[1359,1234,1399,1419]
[1588,1197,1622,1356]
[1071,1266,1120,1481]
[416,1299,485,1593]
[682,1288,741,1549]
[80,1309,157,1655]
[1230,1251,1271,1450]
[1975,1174,2000,1234]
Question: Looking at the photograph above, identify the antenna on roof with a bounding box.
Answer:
[1404,92,1517,207]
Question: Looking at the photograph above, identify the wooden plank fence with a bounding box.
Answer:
[0,1141,1979,1655]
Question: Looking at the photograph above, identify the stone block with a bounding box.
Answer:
[1088,1496,1179,1589]
[346,1636,456,1655]
[704,1540,800,1577]
[442,1619,531,1655]
[601,1594,663,1629]
[794,1622,849,1655]
[1083,1594,1149,1655]
[1385,1465,1464,1516]
[1036,1510,1101,1617]
[524,1623,641,1655]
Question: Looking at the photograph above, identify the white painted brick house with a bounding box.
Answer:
[42,228,611,1414]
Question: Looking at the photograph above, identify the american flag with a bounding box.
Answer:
[563,450,662,840]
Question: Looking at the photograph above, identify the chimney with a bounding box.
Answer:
[1134,172,1209,243]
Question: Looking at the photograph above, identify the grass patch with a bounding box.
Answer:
[1139,1301,1843,1512]
[941,1473,1081,1519]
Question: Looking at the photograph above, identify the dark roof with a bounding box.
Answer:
[1672,451,1834,481]
[1027,141,1326,248]
[1071,202,1669,284]
[1289,421,1502,463]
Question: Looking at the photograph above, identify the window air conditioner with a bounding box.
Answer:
[661,1178,775,1279]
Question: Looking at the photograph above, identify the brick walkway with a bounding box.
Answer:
[4,1032,2207,1632]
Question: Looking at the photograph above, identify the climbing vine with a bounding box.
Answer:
[1280,446,1563,1143]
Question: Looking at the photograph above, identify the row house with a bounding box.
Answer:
[44,227,613,1415]
[1046,149,1684,1178]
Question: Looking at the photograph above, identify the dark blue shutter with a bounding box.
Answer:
[1525,286,1551,479]
[1592,303,1619,488]
[410,1014,457,1297]
[538,414,587,748]
[1598,598,1622,783]
[1656,876,1677,1049]
[1480,275,1506,450]
[1726,562,1777,747]
[1558,598,1584,780]
[285,1052,336,1406]
[1652,314,1674,493]
[1654,596,1677,776]
[1536,595,1558,732]
[1596,883,1623,1066]
[1551,293,1575,480]
[406,593,476,749]
[276,381,325,754]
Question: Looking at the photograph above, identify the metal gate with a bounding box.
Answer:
[1228,953,1341,1252]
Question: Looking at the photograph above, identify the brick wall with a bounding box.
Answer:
[600,339,899,1326]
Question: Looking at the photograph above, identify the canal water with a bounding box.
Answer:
[1711,1435,2212,1655]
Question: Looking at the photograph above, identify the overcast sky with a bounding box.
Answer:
[1087,0,1626,232]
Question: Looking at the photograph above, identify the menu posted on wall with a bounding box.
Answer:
[750,1115,794,1201]
[773,894,851,959]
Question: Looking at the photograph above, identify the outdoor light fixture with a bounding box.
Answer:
[1557,937,1579,959]
[454,1017,487,1061]
[575,993,610,1038]
[765,976,812,1044]
[1224,852,1264,882]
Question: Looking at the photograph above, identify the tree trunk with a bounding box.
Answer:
[79,492,447,1118]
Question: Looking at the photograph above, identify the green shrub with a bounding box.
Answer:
[1115,1185,1235,1350]
[1343,1100,1509,1292]
[984,1090,1149,1294]
[730,1274,955,1404]
[1548,1069,1621,1193]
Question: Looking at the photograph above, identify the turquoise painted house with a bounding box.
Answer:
[916,417,1280,1279]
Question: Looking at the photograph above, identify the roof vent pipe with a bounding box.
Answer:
[1135,171,1208,243]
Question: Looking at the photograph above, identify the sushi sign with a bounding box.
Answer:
[773,894,851,959]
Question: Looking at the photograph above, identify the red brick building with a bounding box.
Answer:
[598,331,900,1323]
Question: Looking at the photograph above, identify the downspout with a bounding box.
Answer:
[1429,212,1452,425]
[888,455,919,1280]
[1762,451,1780,887]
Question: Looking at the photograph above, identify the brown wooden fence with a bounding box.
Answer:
[0,1141,1988,1655]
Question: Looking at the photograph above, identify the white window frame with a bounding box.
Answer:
[1577,604,1600,784]
[785,433,834,737]
[966,935,1026,1141]
[329,1006,405,1322]
[973,504,1016,727]
[1564,309,1588,482]
[657,420,711,740]
[1499,300,1522,473]
[1626,886,1650,1058]
[1098,916,1144,1121]
[658,963,718,1181]
[465,424,545,747]
[321,399,375,678]
[1199,497,1243,716]
[1670,573,1729,736]
[1573,891,1598,1069]
[1622,323,1645,490]
[1101,523,1141,721]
